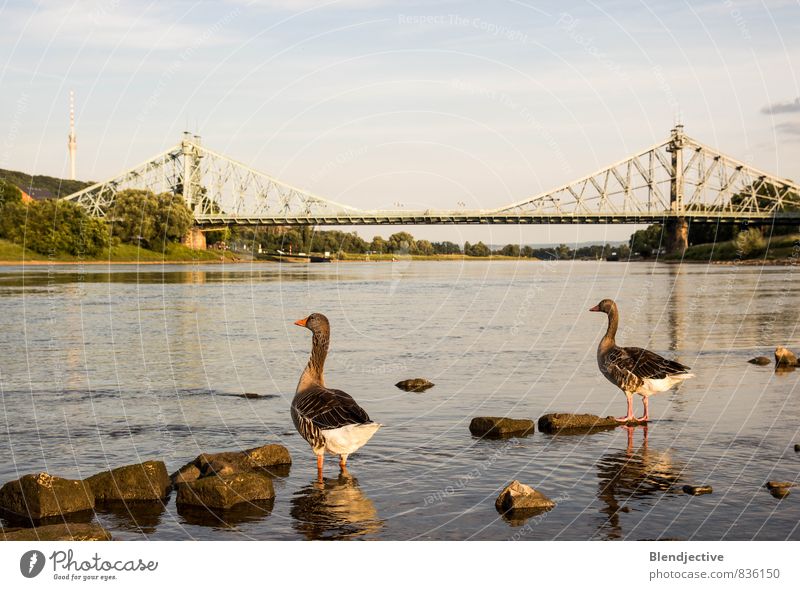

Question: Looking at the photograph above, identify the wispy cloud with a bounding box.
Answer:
[761,97,800,115]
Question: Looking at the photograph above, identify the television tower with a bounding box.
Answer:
[68,90,76,180]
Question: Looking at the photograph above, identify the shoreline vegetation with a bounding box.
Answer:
[1,172,798,267]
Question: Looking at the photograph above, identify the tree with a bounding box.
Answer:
[370,236,387,253]
[432,241,461,254]
[387,231,415,253]
[107,189,192,249]
[466,241,491,257]
[629,224,665,257]
[0,181,22,207]
[413,239,434,256]
[499,244,520,257]
[0,199,108,257]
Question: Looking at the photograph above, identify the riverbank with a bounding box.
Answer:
[664,233,800,264]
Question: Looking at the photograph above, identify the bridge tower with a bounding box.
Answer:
[665,124,688,254]
[180,132,207,250]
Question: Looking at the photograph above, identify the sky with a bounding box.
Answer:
[1,0,799,245]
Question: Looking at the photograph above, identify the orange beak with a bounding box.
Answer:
[589,305,600,312]
[294,317,308,327]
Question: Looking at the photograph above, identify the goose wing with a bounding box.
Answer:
[620,347,692,379]
[292,385,372,430]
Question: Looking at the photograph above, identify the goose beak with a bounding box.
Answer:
[294,317,308,327]
[589,305,600,312]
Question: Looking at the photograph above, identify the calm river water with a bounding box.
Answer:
[0,260,798,540]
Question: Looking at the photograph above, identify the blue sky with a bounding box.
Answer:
[1,0,799,243]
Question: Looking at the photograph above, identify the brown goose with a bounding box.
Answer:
[292,313,381,480]
[590,299,694,422]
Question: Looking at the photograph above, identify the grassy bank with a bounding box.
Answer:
[667,233,800,263]
[0,239,237,264]
[336,252,538,262]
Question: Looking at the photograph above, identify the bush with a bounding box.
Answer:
[107,189,193,249]
[735,228,765,255]
[0,199,109,257]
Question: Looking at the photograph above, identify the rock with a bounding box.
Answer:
[395,378,434,392]
[748,356,771,365]
[171,464,202,487]
[85,460,170,502]
[538,413,624,434]
[495,480,555,514]
[170,444,291,488]
[683,485,713,495]
[774,347,798,367]
[176,472,275,509]
[0,473,94,520]
[0,523,112,541]
[770,488,791,499]
[795,444,800,453]
[469,417,534,438]
[765,481,795,491]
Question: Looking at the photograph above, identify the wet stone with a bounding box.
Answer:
[748,356,771,365]
[765,481,795,491]
[469,417,534,438]
[774,347,798,367]
[495,480,555,516]
[0,473,94,520]
[85,460,170,502]
[395,378,434,392]
[176,472,275,510]
[538,413,627,434]
[683,485,713,495]
[170,444,291,488]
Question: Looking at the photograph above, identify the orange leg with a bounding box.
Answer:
[316,454,324,481]
[617,393,636,422]
[339,454,348,469]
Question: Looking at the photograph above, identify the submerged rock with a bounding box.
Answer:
[774,347,798,367]
[0,473,94,520]
[170,444,291,488]
[795,444,800,453]
[176,472,275,509]
[395,378,434,392]
[765,481,795,491]
[469,417,534,438]
[683,484,713,495]
[537,413,624,434]
[748,356,771,365]
[495,480,555,515]
[0,523,112,541]
[86,460,170,502]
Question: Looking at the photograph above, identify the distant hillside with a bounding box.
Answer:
[0,168,93,198]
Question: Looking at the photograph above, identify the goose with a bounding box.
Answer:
[590,299,693,422]
[292,313,381,480]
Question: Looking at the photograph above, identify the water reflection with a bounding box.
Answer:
[595,426,684,540]
[176,498,275,529]
[94,500,166,535]
[290,470,383,540]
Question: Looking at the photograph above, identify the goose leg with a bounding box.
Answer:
[617,393,636,422]
[638,396,650,422]
[339,454,348,469]
[316,454,324,481]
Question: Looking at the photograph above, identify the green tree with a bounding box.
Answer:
[387,231,415,253]
[370,235,387,253]
[629,224,665,257]
[412,239,434,255]
[0,181,22,207]
[466,241,491,257]
[499,244,520,257]
[108,189,192,249]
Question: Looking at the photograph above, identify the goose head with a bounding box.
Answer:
[589,298,616,314]
[294,312,330,335]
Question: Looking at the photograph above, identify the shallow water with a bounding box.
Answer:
[0,260,798,540]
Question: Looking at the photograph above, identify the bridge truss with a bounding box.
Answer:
[63,127,799,227]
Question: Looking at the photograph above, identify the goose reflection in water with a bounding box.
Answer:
[290,469,383,540]
[595,425,685,540]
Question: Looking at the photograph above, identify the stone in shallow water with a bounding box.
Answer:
[794,444,800,453]
[495,480,555,515]
[683,484,713,495]
[169,444,292,488]
[176,472,275,510]
[469,417,534,438]
[774,347,798,367]
[0,473,94,520]
[748,356,771,365]
[395,378,434,392]
[85,460,170,502]
[0,523,111,541]
[765,481,795,491]
[537,413,630,434]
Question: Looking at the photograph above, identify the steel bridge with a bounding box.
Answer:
[63,126,799,251]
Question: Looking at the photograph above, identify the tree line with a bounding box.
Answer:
[0,185,193,258]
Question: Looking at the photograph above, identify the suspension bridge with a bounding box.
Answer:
[63,125,800,252]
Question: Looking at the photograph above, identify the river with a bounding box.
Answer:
[0,260,798,540]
